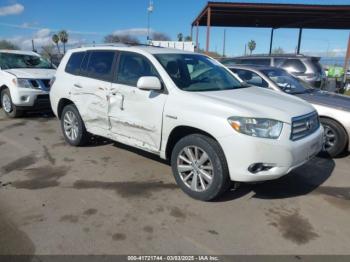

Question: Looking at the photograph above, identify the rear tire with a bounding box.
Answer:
[321,118,348,158]
[171,134,231,201]
[61,104,89,146]
[1,89,23,118]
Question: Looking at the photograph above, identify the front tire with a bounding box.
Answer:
[1,89,23,118]
[61,104,89,146]
[171,134,231,201]
[321,118,348,158]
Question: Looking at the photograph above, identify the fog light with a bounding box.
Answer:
[21,96,28,101]
[248,163,274,174]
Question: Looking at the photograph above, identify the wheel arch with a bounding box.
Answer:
[165,125,220,160]
[0,85,10,108]
[320,115,349,148]
[57,98,74,119]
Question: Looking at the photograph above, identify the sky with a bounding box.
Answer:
[0,0,349,57]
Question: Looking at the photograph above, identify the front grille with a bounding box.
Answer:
[290,111,320,141]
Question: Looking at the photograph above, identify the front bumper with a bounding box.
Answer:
[11,88,50,110]
[218,124,324,182]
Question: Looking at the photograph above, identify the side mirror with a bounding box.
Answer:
[137,76,162,91]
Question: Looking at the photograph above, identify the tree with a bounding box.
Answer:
[104,34,140,45]
[272,47,285,54]
[41,45,56,63]
[177,33,183,42]
[184,36,192,41]
[247,40,256,55]
[0,40,20,50]
[52,34,60,54]
[152,32,171,41]
[58,30,69,54]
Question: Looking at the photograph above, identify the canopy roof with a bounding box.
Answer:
[192,2,350,29]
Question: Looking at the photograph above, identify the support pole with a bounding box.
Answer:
[343,33,350,84]
[297,28,303,54]
[269,28,274,55]
[196,21,199,51]
[223,29,226,57]
[191,26,193,42]
[206,7,211,53]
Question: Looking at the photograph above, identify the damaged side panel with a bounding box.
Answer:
[71,76,111,130]
[108,83,167,152]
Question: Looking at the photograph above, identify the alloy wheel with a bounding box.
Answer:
[323,125,336,151]
[2,93,12,113]
[177,146,214,192]
[63,111,79,141]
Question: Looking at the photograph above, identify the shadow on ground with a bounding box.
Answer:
[217,155,336,202]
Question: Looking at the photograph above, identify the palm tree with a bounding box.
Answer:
[58,30,69,54]
[52,34,60,54]
[247,40,256,55]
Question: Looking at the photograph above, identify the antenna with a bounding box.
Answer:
[147,0,154,41]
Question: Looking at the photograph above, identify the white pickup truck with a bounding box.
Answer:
[0,50,56,117]
[50,45,324,201]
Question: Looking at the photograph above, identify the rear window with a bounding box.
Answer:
[65,52,85,75]
[309,58,323,74]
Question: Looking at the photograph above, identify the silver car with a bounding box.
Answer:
[222,55,326,89]
[229,65,350,158]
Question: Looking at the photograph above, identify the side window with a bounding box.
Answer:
[274,58,286,67]
[116,52,158,87]
[281,59,306,73]
[241,59,270,66]
[233,69,269,88]
[85,51,116,81]
[65,52,85,75]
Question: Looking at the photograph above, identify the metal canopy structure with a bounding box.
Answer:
[191,1,350,54]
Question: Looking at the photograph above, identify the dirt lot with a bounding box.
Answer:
[0,110,349,255]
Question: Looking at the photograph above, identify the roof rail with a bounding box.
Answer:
[78,42,164,48]
[78,43,128,48]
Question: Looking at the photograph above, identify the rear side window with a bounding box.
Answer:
[84,51,116,81]
[280,59,306,73]
[273,58,287,67]
[65,52,85,75]
[116,52,159,87]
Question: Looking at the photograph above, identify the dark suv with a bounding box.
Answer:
[221,54,326,88]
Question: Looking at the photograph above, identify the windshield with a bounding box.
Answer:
[261,68,312,94]
[155,53,244,92]
[0,53,54,69]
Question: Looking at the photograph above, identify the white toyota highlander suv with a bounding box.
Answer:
[50,45,324,201]
[0,50,56,117]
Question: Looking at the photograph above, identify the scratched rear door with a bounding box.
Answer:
[108,51,167,152]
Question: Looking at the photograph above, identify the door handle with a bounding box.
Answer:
[74,83,83,88]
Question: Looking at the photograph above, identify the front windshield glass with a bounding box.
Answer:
[0,53,54,69]
[261,68,312,94]
[155,53,244,92]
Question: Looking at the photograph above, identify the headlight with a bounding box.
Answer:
[15,78,40,89]
[228,117,283,139]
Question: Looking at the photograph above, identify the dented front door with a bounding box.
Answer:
[71,76,111,130]
[108,82,166,152]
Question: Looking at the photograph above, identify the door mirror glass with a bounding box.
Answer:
[137,76,162,90]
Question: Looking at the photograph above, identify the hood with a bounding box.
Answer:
[194,86,315,124]
[295,90,350,112]
[4,68,56,79]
